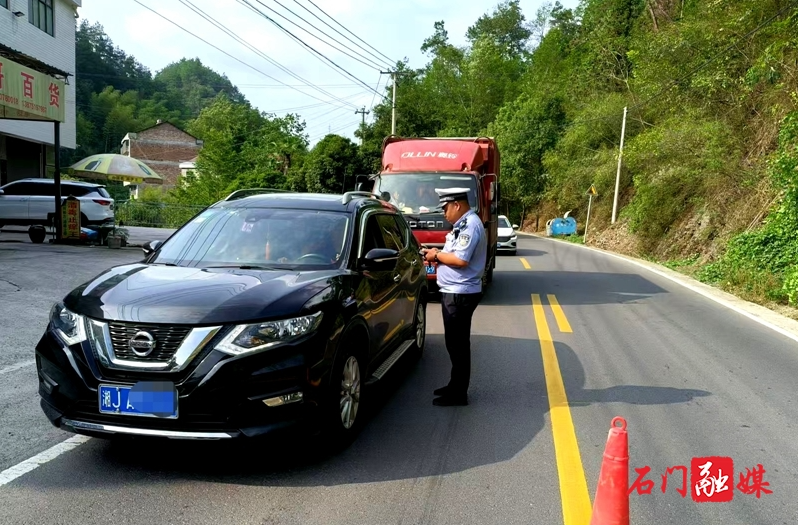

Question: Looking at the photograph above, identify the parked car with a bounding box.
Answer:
[0,178,114,229]
[35,190,428,447]
[497,215,519,255]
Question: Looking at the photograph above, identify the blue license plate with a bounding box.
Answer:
[425,264,436,275]
[98,382,178,419]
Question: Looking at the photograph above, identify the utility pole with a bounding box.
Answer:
[380,70,399,135]
[611,106,628,224]
[354,106,370,146]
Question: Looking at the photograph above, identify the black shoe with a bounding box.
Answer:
[433,395,468,406]
[433,386,450,396]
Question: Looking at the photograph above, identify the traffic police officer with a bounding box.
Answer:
[421,187,487,406]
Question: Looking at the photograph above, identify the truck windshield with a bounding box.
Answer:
[375,173,479,214]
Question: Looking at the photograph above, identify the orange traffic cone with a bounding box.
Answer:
[590,416,630,525]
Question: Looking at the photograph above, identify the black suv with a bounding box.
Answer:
[35,190,428,445]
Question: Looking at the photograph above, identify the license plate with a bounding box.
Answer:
[98,382,178,419]
[425,264,436,275]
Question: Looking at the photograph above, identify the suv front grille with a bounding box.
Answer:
[498,235,512,242]
[108,323,192,362]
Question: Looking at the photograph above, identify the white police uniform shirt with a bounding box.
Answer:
[436,209,487,294]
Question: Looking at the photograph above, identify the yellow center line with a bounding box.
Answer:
[531,294,591,524]
[547,294,573,333]
[520,257,531,269]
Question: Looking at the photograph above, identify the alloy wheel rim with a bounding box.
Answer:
[339,356,360,429]
[416,305,425,348]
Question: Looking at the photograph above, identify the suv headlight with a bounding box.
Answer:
[50,303,87,346]
[215,311,323,356]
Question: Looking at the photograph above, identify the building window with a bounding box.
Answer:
[0,1,8,10]
[29,0,54,36]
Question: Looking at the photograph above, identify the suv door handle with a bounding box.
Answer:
[393,274,401,282]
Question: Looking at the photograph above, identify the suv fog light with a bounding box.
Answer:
[263,391,303,407]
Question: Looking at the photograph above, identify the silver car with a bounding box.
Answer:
[0,178,114,229]
[497,215,518,255]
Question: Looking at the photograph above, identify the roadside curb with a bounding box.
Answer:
[517,231,798,345]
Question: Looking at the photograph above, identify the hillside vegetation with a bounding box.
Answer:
[74,1,798,316]
[355,0,798,316]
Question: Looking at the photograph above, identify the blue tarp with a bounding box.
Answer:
[547,217,577,236]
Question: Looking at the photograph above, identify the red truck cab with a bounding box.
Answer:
[357,136,500,291]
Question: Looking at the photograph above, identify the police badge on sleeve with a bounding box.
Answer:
[457,233,471,248]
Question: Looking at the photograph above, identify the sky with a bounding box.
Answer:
[77,0,580,147]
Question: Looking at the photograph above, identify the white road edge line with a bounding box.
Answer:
[0,360,35,376]
[521,232,798,345]
[0,435,91,487]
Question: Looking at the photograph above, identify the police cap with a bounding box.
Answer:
[435,187,471,204]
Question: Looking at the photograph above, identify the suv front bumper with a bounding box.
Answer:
[35,327,329,440]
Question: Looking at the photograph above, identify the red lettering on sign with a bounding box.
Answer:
[21,72,34,99]
[628,466,655,495]
[691,456,733,503]
[0,62,4,90]
[48,82,59,108]
[737,464,772,498]
[661,465,688,498]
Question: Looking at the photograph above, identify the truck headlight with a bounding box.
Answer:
[50,303,87,346]
[215,311,323,356]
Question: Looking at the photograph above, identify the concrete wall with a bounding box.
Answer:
[0,0,80,149]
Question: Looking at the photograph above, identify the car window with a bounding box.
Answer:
[499,217,511,228]
[151,207,350,269]
[361,213,388,255]
[64,184,92,197]
[376,214,406,251]
[28,183,54,196]
[2,182,36,195]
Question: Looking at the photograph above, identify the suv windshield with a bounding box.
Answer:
[152,207,350,269]
[375,173,479,214]
[499,217,511,228]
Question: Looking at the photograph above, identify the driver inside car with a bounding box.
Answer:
[266,228,338,264]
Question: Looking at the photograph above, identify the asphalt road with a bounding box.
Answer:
[0,235,796,524]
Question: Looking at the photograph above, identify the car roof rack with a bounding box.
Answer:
[224,188,291,201]
[341,190,385,205]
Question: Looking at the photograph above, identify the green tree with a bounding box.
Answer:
[299,135,365,194]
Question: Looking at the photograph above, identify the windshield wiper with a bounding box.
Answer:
[202,264,288,270]
[150,262,178,266]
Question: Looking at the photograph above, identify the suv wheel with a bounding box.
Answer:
[322,338,366,449]
[411,299,426,357]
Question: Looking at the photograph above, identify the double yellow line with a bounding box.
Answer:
[531,294,591,524]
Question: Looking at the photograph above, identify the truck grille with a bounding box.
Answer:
[108,322,192,362]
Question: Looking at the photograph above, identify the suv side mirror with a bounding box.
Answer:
[512,224,519,229]
[0,189,4,195]
[360,248,399,270]
[142,239,163,257]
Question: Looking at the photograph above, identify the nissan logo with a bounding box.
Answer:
[129,331,156,357]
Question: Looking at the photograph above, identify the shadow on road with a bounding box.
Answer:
[15,334,710,489]
[481,269,669,307]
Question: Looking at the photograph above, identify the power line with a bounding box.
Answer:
[303,0,396,66]
[179,0,360,110]
[263,0,388,71]
[239,0,386,100]
[132,0,356,110]
[289,0,394,69]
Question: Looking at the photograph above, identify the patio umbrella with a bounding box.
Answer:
[68,153,163,184]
